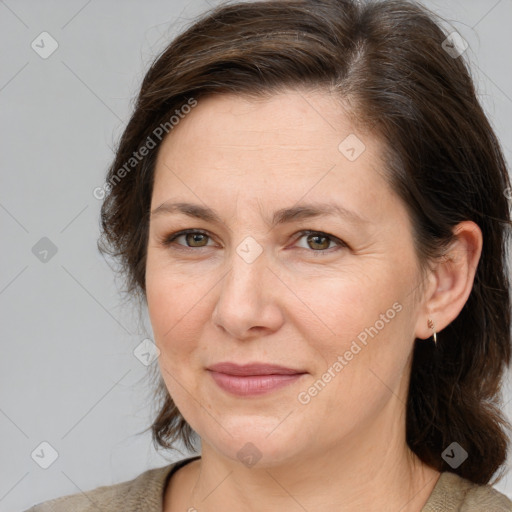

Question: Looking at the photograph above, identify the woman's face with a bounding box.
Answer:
[146,89,426,466]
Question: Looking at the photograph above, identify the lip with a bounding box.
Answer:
[207,362,305,376]
[206,362,307,397]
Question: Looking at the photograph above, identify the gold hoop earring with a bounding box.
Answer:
[427,318,437,346]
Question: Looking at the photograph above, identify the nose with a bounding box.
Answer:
[211,242,285,340]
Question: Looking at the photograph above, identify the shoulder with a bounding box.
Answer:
[423,471,512,511]
[23,463,176,512]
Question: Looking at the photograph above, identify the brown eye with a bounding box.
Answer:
[306,233,331,250]
[293,230,347,256]
[161,230,214,250]
[185,232,209,247]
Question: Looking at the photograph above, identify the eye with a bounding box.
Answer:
[159,229,347,255]
[160,229,215,250]
[293,230,347,254]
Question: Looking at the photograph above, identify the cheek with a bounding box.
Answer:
[289,268,388,342]
[291,261,414,378]
[145,256,204,359]
[145,264,206,406]
[293,283,412,441]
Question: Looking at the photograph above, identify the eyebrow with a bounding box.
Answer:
[150,200,368,227]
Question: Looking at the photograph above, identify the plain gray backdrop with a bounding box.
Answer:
[1,0,512,510]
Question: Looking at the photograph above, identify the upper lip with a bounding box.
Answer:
[207,362,306,376]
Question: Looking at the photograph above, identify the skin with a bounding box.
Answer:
[144,89,482,511]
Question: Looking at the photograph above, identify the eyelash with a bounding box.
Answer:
[159,229,347,256]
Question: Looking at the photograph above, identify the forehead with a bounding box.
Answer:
[151,90,394,221]
[158,90,354,156]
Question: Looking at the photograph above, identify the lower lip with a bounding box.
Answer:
[208,371,306,396]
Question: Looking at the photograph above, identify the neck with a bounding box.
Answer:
[171,406,441,511]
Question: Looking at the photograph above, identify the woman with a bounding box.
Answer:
[27,0,512,510]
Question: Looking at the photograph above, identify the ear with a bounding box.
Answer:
[414,221,483,340]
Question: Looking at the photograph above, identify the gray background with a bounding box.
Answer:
[1,0,511,510]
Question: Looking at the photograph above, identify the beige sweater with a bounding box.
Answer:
[25,456,512,511]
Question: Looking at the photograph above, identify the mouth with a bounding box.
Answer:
[206,362,307,396]
[206,361,306,376]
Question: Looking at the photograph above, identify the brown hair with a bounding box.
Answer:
[97,0,512,485]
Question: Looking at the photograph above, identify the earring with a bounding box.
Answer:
[427,318,437,346]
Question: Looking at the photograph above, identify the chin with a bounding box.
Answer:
[200,420,306,469]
